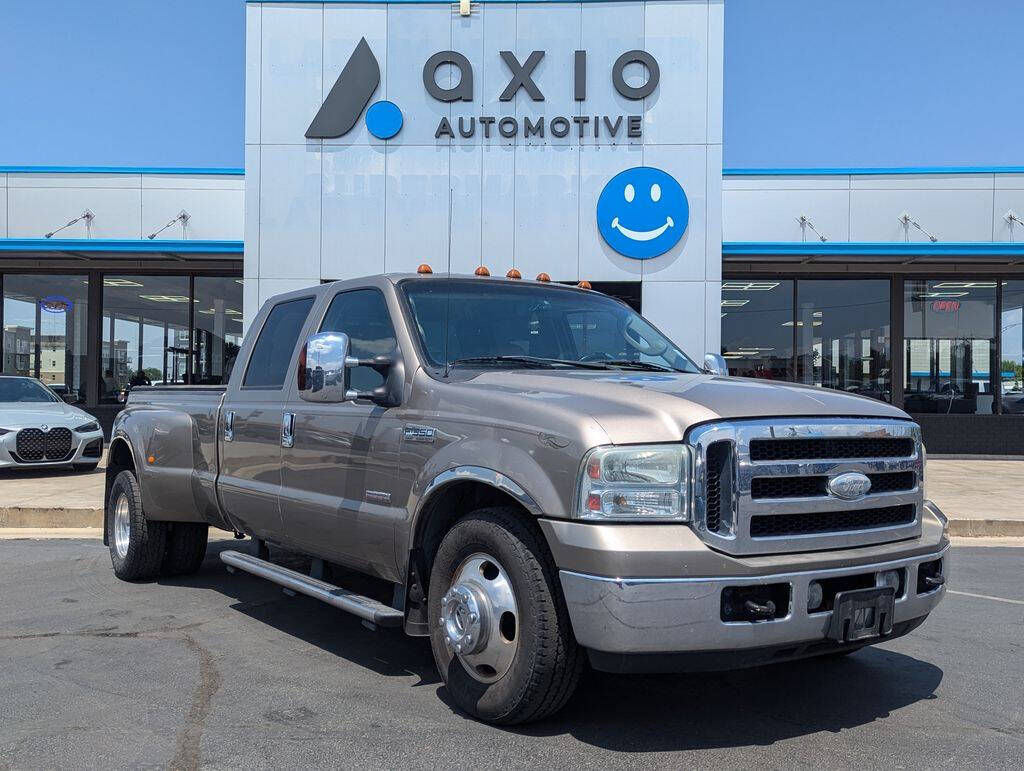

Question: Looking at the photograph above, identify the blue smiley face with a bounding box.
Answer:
[596,167,689,259]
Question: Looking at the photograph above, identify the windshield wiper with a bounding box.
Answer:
[601,359,684,373]
[449,356,611,370]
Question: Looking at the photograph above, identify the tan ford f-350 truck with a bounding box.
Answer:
[105,273,948,724]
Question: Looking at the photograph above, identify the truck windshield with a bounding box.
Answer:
[402,279,701,373]
[0,377,59,403]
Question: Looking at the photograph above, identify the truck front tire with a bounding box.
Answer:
[107,469,167,581]
[428,506,583,725]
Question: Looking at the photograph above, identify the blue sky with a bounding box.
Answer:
[1,0,1022,170]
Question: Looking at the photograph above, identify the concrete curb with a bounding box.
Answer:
[0,508,103,528]
[1,508,1022,537]
[948,518,1024,538]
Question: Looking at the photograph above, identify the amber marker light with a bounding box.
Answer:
[475,266,491,276]
[577,280,592,290]
[536,272,551,282]
[147,455,156,464]
[416,263,433,274]
[506,268,522,279]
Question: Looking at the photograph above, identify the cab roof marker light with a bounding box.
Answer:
[474,266,490,277]
[536,272,551,282]
[506,268,522,280]
[417,263,433,274]
[577,280,592,290]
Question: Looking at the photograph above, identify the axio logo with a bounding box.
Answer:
[596,167,688,259]
[306,38,402,140]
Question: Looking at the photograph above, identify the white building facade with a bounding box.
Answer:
[243,0,725,359]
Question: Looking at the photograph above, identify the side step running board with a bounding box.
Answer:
[220,550,404,628]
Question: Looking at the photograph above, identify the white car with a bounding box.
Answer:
[0,376,104,471]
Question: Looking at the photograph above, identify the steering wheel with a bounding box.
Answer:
[580,351,614,362]
[623,323,665,356]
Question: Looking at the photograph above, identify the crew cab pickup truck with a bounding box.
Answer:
[105,273,948,724]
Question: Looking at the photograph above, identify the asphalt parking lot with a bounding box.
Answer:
[0,538,1020,769]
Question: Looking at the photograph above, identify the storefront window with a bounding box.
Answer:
[720,280,794,379]
[2,275,89,403]
[101,276,191,403]
[1000,281,1024,415]
[904,279,996,415]
[193,277,244,384]
[796,280,891,402]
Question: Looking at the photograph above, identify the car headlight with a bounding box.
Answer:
[576,444,691,521]
[74,421,100,433]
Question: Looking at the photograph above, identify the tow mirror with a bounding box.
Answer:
[298,332,359,403]
[704,352,729,376]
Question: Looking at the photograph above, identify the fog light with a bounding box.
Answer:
[876,570,900,591]
[807,581,823,611]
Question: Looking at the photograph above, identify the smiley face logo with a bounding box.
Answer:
[596,167,689,259]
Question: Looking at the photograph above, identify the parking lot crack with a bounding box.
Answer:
[169,634,222,771]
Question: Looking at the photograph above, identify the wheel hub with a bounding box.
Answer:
[439,554,519,683]
[113,494,130,559]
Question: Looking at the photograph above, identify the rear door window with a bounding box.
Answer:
[243,297,315,388]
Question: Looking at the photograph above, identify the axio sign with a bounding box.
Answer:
[306,37,687,260]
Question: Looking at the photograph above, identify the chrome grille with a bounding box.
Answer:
[15,427,74,462]
[691,419,923,556]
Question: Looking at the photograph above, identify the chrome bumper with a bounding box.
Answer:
[559,547,947,654]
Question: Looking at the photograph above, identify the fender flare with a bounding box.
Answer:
[418,465,544,520]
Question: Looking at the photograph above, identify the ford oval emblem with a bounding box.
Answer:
[828,472,871,500]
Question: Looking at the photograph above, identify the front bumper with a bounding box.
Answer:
[559,548,946,656]
[544,502,949,664]
[0,428,104,469]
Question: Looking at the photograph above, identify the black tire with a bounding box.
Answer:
[162,523,209,576]
[73,462,99,473]
[428,506,583,725]
[107,469,167,581]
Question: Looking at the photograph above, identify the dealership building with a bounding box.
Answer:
[2,0,1024,454]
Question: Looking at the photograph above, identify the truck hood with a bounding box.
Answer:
[445,370,910,444]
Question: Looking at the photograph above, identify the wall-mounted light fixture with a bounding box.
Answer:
[147,210,191,240]
[898,212,938,242]
[797,215,827,242]
[45,209,94,239]
[1005,210,1023,243]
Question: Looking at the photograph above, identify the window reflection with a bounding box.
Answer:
[720,280,794,380]
[101,276,191,403]
[796,280,891,402]
[193,277,244,384]
[1000,281,1024,415]
[2,275,89,403]
[904,279,996,415]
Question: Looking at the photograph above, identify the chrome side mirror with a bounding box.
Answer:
[704,352,729,376]
[299,332,360,403]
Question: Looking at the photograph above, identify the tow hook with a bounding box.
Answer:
[922,574,946,588]
[743,599,776,620]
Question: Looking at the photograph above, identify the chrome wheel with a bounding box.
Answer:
[439,553,519,683]
[113,493,131,559]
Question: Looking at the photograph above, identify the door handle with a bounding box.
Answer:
[224,410,235,442]
[281,412,295,448]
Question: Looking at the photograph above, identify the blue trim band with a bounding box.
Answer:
[0,238,244,254]
[723,242,1024,256]
[723,166,1024,177]
[0,166,244,176]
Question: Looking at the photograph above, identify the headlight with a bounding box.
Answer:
[576,444,691,521]
[74,421,100,433]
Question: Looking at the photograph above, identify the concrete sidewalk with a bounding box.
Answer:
[1,454,1022,536]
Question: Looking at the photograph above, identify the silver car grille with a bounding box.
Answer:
[15,427,74,462]
[689,419,923,556]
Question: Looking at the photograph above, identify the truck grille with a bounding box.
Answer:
[691,419,923,556]
[749,437,914,462]
[15,427,73,462]
[751,471,916,500]
[750,504,916,538]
